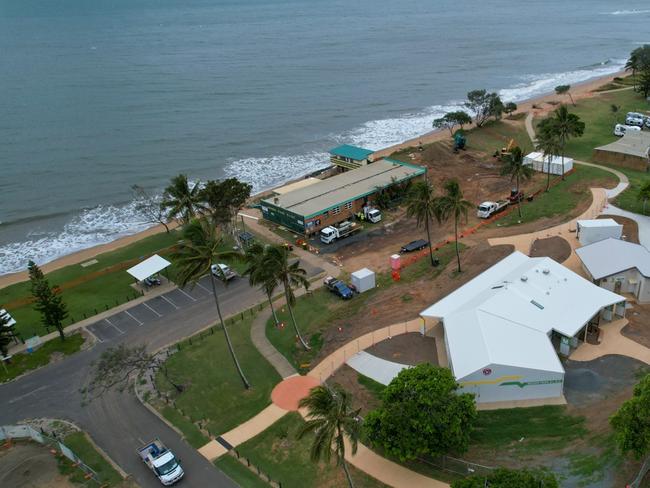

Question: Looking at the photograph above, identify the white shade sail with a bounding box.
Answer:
[126,254,171,282]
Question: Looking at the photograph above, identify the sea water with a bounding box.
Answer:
[0,0,647,274]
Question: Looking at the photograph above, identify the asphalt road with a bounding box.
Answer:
[0,262,322,488]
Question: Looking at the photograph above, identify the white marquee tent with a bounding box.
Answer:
[421,252,624,404]
[523,151,573,175]
[126,254,171,282]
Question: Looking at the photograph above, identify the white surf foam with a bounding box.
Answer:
[0,201,152,275]
[499,59,627,102]
[605,9,650,15]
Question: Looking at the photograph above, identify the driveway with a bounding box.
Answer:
[0,261,322,488]
[602,203,650,250]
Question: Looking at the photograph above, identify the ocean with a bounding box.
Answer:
[1,0,648,275]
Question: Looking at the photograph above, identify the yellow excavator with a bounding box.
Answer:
[499,138,517,159]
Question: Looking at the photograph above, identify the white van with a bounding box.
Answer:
[614,124,642,137]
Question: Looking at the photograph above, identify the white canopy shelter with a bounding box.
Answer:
[523,151,573,175]
[126,254,171,282]
[346,351,410,385]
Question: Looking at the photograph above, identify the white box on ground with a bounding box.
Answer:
[351,268,375,293]
[576,219,623,246]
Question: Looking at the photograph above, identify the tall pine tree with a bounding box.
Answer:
[27,261,68,341]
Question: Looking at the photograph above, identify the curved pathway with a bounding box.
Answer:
[571,318,650,366]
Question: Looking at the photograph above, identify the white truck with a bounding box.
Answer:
[138,439,184,486]
[211,263,236,281]
[363,206,382,223]
[477,200,509,219]
[320,221,361,244]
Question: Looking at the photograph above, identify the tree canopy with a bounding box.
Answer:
[464,90,502,127]
[452,468,559,488]
[432,111,472,136]
[201,178,252,231]
[364,364,476,461]
[611,373,650,459]
[28,260,68,341]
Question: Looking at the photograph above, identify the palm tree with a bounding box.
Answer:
[536,121,562,192]
[243,243,280,326]
[435,179,472,273]
[500,147,534,219]
[298,384,361,488]
[405,179,438,266]
[548,105,585,180]
[266,245,311,350]
[173,219,251,389]
[638,180,650,214]
[161,174,204,224]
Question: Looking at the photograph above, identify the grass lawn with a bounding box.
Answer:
[155,313,281,437]
[267,243,462,372]
[0,229,254,339]
[551,89,649,163]
[62,431,124,486]
[612,165,650,215]
[232,412,388,488]
[0,332,84,383]
[470,405,587,456]
[494,165,617,227]
[464,118,534,156]
[214,455,271,488]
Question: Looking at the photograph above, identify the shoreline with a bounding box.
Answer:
[0,70,627,289]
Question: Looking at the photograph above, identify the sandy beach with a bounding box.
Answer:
[0,70,626,290]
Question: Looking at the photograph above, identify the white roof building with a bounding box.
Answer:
[576,219,623,246]
[421,251,625,403]
[576,238,650,303]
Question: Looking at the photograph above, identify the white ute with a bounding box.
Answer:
[138,439,184,486]
[364,207,382,223]
[211,263,236,281]
[477,200,509,219]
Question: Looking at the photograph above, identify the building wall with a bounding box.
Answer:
[456,363,564,404]
[260,203,305,233]
[598,269,650,303]
[577,225,623,246]
[304,196,372,235]
[592,149,649,172]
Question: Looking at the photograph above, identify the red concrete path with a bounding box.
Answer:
[271,375,320,411]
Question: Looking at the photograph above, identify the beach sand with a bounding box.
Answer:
[0,71,626,290]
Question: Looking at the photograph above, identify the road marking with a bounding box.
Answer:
[137,437,145,445]
[160,294,179,310]
[9,385,49,404]
[177,288,197,302]
[84,326,104,343]
[124,310,143,326]
[104,317,124,334]
[142,302,162,317]
[196,281,211,293]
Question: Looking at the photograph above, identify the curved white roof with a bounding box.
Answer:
[576,238,650,280]
[421,252,624,378]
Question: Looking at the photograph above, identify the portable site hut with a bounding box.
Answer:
[420,252,625,404]
[523,151,573,175]
[351,268,375,293]
[576,219,623,246]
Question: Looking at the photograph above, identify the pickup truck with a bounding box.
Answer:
[320,221,361,244]
[324,276,354,300]
[138,439,184,486]
[400,239,429,254]
[477,200,508,219]
[211,263,237,281]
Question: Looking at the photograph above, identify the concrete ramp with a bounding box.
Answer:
[346,351,410,385]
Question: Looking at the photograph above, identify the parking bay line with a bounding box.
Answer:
[176,288,197,302]
[124,310,144,326]
[142,302,162,317]
[104,317,125,335]
[160,294,179,310]
[196,281,211,293]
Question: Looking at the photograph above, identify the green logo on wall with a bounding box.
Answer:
[500,379,563,389]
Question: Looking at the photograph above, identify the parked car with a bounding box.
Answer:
[324,276,354,299]
[211,263,236,281]
[614,124,641,137]
[138,439,184,486]
[625,114,645,128]
[400,239,429,253]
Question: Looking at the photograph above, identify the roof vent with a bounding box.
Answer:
[520,275,528,282]
[530,300,544,310]
[542,268,550,275]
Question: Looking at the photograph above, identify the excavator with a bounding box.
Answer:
[498,138,517,160]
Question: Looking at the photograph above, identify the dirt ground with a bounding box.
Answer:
[623,302,650,348]
[316,242,514,361]
[529,236,572,262]
[0,441,75,488]
[365,333,437,366]
[328,365,383,415]
[599,214,640,244]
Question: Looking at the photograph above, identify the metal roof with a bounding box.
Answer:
[576,238,650,280]
[421,251,624,379]
[577,218,620,228]
[329,144,374,161]
[126,254,171,281]
[595,131,650,158]
[262,159,425,218]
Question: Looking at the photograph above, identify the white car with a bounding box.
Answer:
[614,124,641,137]
[210,263,236,281]
[625,116,645,128]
